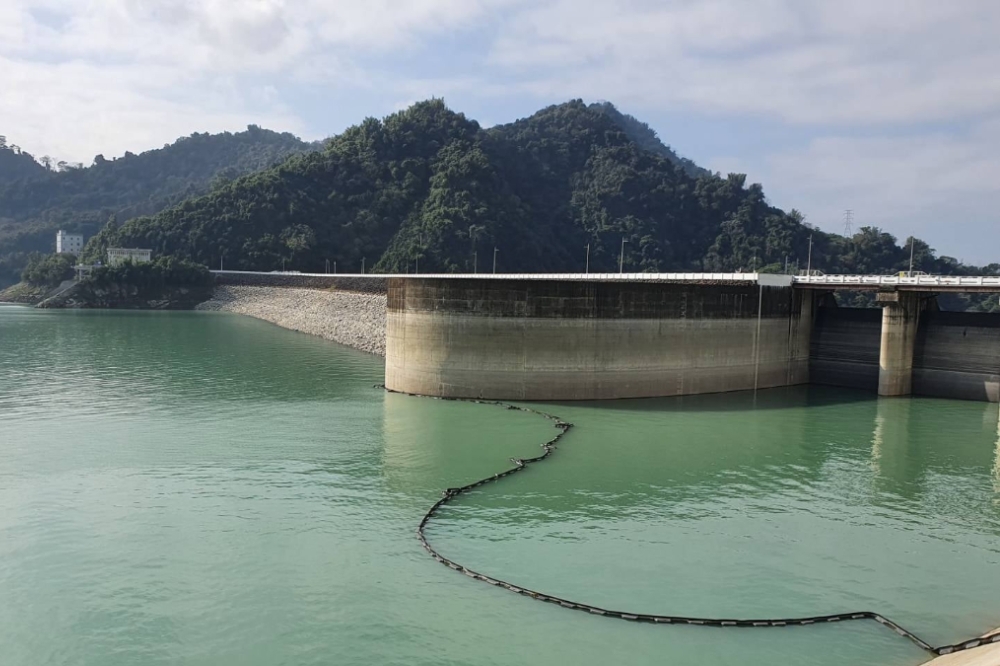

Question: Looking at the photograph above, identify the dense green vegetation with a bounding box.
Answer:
[90,100,995,291]
[21,252,75,286]
[588,102,711,178]
[88,257,212,290]
[0,127,314,286]
[0,139,45,183]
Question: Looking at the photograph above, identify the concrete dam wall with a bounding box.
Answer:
[385,278,813,400]
[213,271,388,294]
[811,307,1000,402]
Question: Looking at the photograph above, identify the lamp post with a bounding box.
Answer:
[585,243,590,274]
[493,247,499,274]
[362,257,365,274]
[469,224,479,275]
[619,237,628,274]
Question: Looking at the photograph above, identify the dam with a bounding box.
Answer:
[214,271,1000,402]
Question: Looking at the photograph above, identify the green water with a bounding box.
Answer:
[2,305,1000,666]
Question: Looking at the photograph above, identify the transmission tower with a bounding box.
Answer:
[843,209,854,236]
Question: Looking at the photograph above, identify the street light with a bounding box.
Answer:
[362,257,365,274]
[619,237,629,274]
[493,247,499,274]
[585,243,590,274]
[473,251,477,274]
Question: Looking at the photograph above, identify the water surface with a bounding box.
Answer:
[2,305,999,666]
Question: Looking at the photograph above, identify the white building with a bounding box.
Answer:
[107,248,153,266]
[56,230,84,255]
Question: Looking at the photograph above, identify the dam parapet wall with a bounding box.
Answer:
[213,271,387,294]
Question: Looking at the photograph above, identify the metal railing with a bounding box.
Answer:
[792,274,1000,289]
[211,270,780,283]
[210,270,1000,290]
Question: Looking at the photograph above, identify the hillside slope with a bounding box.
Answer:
[91,100,806,274]
[0,126,313,285]
[67,99,996,312]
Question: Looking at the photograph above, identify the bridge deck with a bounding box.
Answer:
[211,270,791,285]
[211,271,1000,292]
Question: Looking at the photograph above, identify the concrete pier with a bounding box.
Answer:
[878,291,924,397]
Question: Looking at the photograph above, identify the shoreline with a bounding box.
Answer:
[196,285,387,356]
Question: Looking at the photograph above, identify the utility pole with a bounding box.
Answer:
[362,257,365,274]
[325,258,330,274]
[844,209,854,236]
[334,261,337,274]
[493,247,499,274]
[585,243,590,274]
[784,255,789,274]
[619,237,629,274]
[909,237,916,276]
[469,225,478,275]
[415,255,419,274]
[220,255,223,271]
[806,234,813,276]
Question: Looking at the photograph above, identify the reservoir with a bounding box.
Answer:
[2,304,1000,666]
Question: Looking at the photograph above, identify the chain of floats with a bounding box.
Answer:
[383,387,999,658]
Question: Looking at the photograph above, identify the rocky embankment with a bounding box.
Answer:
[36,282,213,310]
[197,285,387,356]
[0,281,64,305]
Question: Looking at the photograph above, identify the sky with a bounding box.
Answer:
[2,0,999,264]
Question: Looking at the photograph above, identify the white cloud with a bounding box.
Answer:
[1,0,998,262]
[710,119,1000,264]
[483,0,1000,126]
[0,56,302,162]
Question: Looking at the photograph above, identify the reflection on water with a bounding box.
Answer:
[2,306,1000,666]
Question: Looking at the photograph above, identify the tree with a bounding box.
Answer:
[280,224,316,265]
[40,156,52,170]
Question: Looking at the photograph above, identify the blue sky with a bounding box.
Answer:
[2,0,999,265]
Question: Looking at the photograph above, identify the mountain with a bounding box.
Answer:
[0,142,46,183]
[588,102,712,178]
[10,98,996,311]
[87,99,805,275]
[0,126,314,285]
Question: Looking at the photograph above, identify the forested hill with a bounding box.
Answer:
[0,142,45,183]
[88,99,808,274]
[89,99,996,309]
[0,126,313,285]
[588,102,711,178]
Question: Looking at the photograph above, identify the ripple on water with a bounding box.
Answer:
[2,308,1000,666]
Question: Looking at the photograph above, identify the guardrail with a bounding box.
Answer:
[210,270,785,284]
[791,275,1000,289]
[209,270,1000,290]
